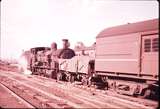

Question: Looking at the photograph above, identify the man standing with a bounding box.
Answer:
[58,39,75,59]
[47,42,58,67]
[50,42,58,59]
[47,42,59,79]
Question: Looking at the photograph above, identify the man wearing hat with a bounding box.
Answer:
[58,39,75,59]
[47,42,58,67]
[46,42,59,79]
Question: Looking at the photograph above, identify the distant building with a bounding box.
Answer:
[74,43,96,58]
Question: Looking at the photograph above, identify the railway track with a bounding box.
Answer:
[31,74,158,108]
[0,73,116,108]
[73,83,158,108]
[0,83,35,108]
[0,70,158,109]
[0,75,74,108]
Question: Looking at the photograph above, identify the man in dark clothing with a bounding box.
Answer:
[47,42,58,67]
[58,39,75,59]
[47,42,59,79]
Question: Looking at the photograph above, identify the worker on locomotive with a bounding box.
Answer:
[47,42,57,67]
[58,39,75,59]
[47,42,59,79]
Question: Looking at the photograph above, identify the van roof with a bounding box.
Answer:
[96,19,159,38]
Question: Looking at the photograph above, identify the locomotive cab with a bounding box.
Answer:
[30,47,50,75]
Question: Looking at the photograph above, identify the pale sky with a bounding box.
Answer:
[0,0,159,60]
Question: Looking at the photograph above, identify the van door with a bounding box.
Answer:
[141,34,158,77]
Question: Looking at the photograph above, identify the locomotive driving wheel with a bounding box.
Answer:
[82,76,88,86]
[66,73,74,83]
[65,72,70,82]
[57,72,62,81]
[70,74,75,83]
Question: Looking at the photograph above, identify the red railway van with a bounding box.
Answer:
[95,19,159,97]
[95,19,158,81]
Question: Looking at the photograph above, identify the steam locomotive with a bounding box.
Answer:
[22,19,159,100]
